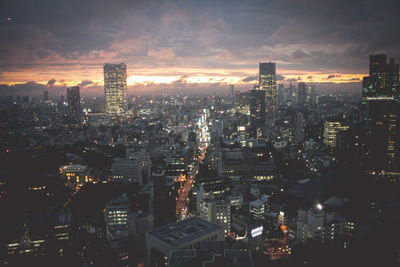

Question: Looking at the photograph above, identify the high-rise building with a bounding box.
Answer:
[294,112,305,143]
[229,84,235,105]
[112,158,143,185]
[104,63,128,116]
[259,62,276,123]
[250,89,266,129]
[152,170,177,226]
[361,55,400,119]
[126,149,151,183]
[297,82,307,110]
[105,193,130,247]
[366,97,400,173]
[66,86,81,114]
[199,198,231,237]
[43,90,48,101]
[323,121,349,148]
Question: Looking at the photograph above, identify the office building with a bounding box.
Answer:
[43,90,48,101]
[297,82,307,110]
[323,121,349,148]
[361,55,400,120]
[105,193,130,248]
[145,217,224,265]
[112,158,143,185]
[259,62,276,123]
[199,198,231,236]
[249,199,265,220]
[296,204,346,244]
[104,63,128,116]
[366,97,400,173]
[294,112,305,143]
[250,89,265,130]
[66,86,81,114]
[152,170,177,226]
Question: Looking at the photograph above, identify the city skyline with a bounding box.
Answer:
[1,0,400,96]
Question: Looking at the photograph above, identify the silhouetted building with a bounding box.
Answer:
[250,89,265,130]
[152,170,177,226]
[361,54,399,120]
[297,82,307,110]
[66,86,81,114]
[366,97,400,173]
[259,62,276,124]
[43,90,48,101]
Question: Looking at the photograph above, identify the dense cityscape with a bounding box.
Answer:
[1,1,400,267]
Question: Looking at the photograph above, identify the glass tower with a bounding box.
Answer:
[259,62,276,124]
[104,63,128,116]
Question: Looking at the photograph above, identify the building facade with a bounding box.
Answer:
[104,63,128,116]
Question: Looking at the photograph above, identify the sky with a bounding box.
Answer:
[1,0,400,97]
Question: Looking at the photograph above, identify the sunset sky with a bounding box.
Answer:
[1,0,400,96]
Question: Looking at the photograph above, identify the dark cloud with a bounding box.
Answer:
[276,74,284,81]
[291,50,311,60]
[242,76,257,82]
[326,74,342,79]
[0,81,64,96]
[47,79,56,86]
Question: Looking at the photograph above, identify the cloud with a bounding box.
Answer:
[291,50,311,60]
[47,79,56,86]
[276,74,284,81]
[78,80,93,87]
[242,76,257,82]
[0,81,64,96]
[326,74,342,79]
[1,0,399,93]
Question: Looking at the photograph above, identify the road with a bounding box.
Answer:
[176,113,209,220]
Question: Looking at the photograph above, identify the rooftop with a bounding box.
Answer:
[148,217,222,247]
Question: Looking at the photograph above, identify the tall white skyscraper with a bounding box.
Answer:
[104,63,128,116]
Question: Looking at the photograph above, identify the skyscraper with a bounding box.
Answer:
[250,89,265,130]
[43,90,48,102]
[297,82,307,110]
[66,86,81,114]
[361,55,400,120]
[104,63,128,116]
[366,97,400,173]
[259,62,276,124]
[229,84,235,105]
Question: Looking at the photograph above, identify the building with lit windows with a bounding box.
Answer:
[105,193,130,248]
[323,121,349,148]
[259,62,276,124]
[365,97,400,174]
[249,199,265,220]
[199,198,231,237]
[66,86,81,114]
[361,54,399,120]
[296,204,346,244]
[112,158,143,185]
[59,164,88,184]
[104,63,128,116]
